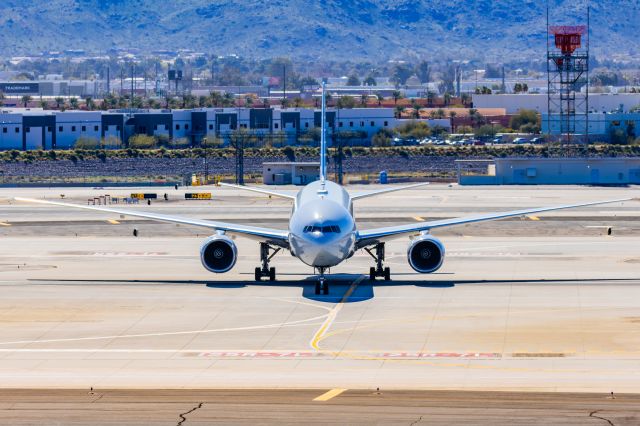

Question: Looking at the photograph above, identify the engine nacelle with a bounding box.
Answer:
[200,235,237,273]
[407,235,445,273]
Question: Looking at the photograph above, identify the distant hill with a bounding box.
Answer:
[0,0,637,61]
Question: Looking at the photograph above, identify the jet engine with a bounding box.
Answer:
[407,235,445,273]
[200,235,237,273]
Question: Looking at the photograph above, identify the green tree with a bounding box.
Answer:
[390,63,413,86]
[509,109,539,131]
[336,96,356,109]
[21,95,32,107]
[54,96,64,110]
[360,94,368,107]
[0,91,5,107]
[416,60,430,84]
[395,121,432,139]
[376,92,384,106]
[474,124,498,139]
[372,128,393,147]
[39,99,48,109]
[347,74,361,86]
[128,134,157,149]
[363,75,377,86]
[69,97,79,110]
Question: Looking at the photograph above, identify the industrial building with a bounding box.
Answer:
[263,162,320,185]
[0,107,450,150]
[473,93,640,114]
[457,158,640,185]
[541,111,640,143]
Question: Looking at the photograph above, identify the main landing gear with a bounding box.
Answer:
[314,267,329,295]
[365,243,391,281]
[255,242,280,282]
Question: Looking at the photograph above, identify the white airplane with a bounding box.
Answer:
[17,83,631,295]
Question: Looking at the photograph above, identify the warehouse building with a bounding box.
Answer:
[0,107,450,150]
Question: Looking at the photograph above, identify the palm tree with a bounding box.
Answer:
[222,92,235,107]
[21,95,32,107]
[54,97,64,110]
[449,111,457,132]
[39,99,48,109]
[0,91,5,107]
[69,97,79,110]
[85,97,95,111]
[360,94,368,107]
[392,90,402,105]
[376,92,384,107]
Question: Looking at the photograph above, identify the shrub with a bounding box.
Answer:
[74,136,100,149]
[372,128,393,147]
[128,134,157,149]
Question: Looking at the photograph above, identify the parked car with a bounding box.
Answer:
[513,137,529,144]
[530,137,545,144]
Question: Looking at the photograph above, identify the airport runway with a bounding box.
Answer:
[0,184,639,396]
[0,389,638,425]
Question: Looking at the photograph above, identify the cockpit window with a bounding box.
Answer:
[303,225,341,233]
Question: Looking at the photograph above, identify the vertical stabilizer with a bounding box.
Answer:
[320,81,327,183]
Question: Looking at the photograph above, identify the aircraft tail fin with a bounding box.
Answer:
[320,81,327,182]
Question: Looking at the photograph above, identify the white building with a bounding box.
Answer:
[473,93,640,114]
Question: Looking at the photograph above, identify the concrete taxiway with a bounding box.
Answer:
[0,184,638,396]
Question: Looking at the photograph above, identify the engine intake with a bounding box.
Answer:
[200,235,237,273]
[408,235,445,273]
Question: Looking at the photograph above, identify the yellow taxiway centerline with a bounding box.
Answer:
[107,219,120,225]
[313,388,347,402]
[309,276,364,350]
[413,216,425,222]
[0,222,11,227]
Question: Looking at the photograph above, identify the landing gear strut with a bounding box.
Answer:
[255,242,280,282]
[365,243,391,281]
[314,267,329,295]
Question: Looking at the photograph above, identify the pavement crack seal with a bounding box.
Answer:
[309,276,365,351]
[177,402,203,426]
[589,410,615,426]
[409,415,424,426]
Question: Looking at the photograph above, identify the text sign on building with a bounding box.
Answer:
[0,83,40,94]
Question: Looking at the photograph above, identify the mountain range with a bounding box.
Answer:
[0,0,638,61]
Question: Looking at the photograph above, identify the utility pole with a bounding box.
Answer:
[130,64,134,112]
[283,65,286,104]
[106,66,110,96]
[120,67,124,97]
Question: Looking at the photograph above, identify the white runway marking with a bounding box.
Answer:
[0,315,329,347]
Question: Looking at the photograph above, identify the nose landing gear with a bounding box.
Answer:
[365,243,391,281]
[314,267,329,295]
[255,242,280,282]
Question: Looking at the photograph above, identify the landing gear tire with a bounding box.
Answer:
[369,267,376,281]
[384,267,391,281]
[255,267,261,282]
[269,267,276,282]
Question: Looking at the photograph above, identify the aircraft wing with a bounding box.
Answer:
[15,197,290,247]
[356,198,631,246]
[351,182,430,201]
[218,183,296,200]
